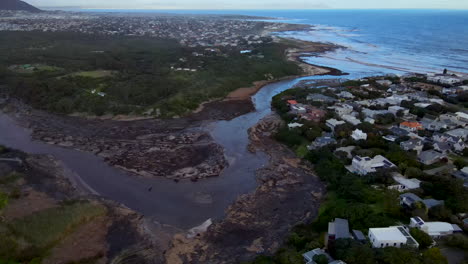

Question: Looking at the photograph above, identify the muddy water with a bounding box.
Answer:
[0,75,339,229]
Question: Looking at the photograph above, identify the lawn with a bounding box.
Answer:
[8,201,107,249]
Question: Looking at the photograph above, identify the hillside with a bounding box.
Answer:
[0,0,41,12]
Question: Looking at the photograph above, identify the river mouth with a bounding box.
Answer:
[0,74,349,230]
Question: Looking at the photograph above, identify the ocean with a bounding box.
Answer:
[73,9,468,76]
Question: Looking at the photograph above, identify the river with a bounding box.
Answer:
[0,74,351,229]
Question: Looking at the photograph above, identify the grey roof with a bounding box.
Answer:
[400,193,422,204]
[418,150,445,163]
[434,142,451,152]
[422,199,444,209]
[329,218,351,239]
[352,230,366,241]
[390,126,410,137]
[400,139,422,149]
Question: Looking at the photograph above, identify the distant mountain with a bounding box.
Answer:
[0,0,41,12]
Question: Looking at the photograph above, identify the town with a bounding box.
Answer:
[268,70,468,264]
[0,10,301,49]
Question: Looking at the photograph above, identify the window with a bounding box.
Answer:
[386,243,389,246]
[381,243,383,247]
[394,243,396,246]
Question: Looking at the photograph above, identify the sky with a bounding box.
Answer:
[27,0,468,10]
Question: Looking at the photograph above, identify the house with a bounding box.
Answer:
[302,248,346,264]
[390,126,410,137]
[287,100,298,105]
[364,117,375,124]
[376,80,393,86]
[446,128,468,140]
[288,122,304,129]
[433,142,452,154]
[400,121,423,132]
[399,193,444,209]
[351,129,367,141]
[290,103,307,114]
[428,75,462,85]
[388,106,409,116]
[400,139,423,154]
[307,93,337,103]
[388,173,421,192]
[301,108,327,122]
[309,135,337,150]
[383,135,398,142]
[399,193,423,208]
[452,167,468,187]
[418,150,446,165]
[333,104,354,116]
[456,112,468,123]
[349,155,396,175]
[326,119,346,131]
[368,226,419,248]
[326,218,351,250]
[342,115,361,126]
[409,217,460,238]
[352,230,367,243]
[337,91,354,99]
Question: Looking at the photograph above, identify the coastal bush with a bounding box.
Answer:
[442,234,468,249]
[410,228,433,249]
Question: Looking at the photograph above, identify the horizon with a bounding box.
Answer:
[27,0,468,10]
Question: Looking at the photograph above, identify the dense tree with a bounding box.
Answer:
[410,228,433,249]
[421,248,448,264]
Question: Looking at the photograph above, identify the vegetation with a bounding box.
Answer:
[409,228,433,249]
[0,31,301,117]
[0,201,107,262]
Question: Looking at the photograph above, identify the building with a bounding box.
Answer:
[418,150,446,165]
[349,155,396,175]
[337,91,354,99]
[399,193,444,209]
[400,121,423,132]
[400,139,423,154]
[455,112,468,123]
[376,80,393,86]
[288,122,304,129]
[307,93,337,103]
[445,128,468,140]
[301,108,327,122]
[388,173,421,192]
[290,103,307,114]
[302,248,347,264]
[388,106,409,116]
[309,135,337,150]
[409,217,460,238]
[326,218,351,250]
[368,226,419,248]
[326,119,346,131]
[333,104,354,116]
[452,167,468,188]
[342,115,361,126]
[351,129,367,141]
[352,230,367,243]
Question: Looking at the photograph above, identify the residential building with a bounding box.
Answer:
[456,112,468,123]
[433,142,452,154]
[388,173,421,192]
[409,217,460,238]
[349,155,396,175]
[288,122,303,129]
[388,106,409,116]
[337,91,354,99]
[326,119,346,131]
[368,226,419,248]
[400,139,423,154]
[418,150,446,165]
[376,80,393,86]
[351,129,367,141]
[301,108,327,122]
[399,193,444,209]
[352,230,367,243]
[307,93,337,103]
[333,104,354,116]
[326,218,351,250]
[400,121,423,132]
[342,114,361,126]
[452,167,468,187]
[290,103,307,114]
[446,128,468,140]
[309,135,337,150]
[302,248,346,264]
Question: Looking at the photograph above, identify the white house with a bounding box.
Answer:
[388,173,421,192]
[288,122,304,129]
[349,155,396,175]
[326,119,346,131]
[351,129,367,141]
[409,217,460,238]
[455,112,468,124]
[368,226,419,248]
[342,115,362,126]
[334,104,354,116]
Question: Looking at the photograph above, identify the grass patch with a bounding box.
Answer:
[295,143,309,158]
[69,70,115,78]
[8,202,107,249]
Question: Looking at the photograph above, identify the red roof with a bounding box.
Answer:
[400,121,423,129]
[287,100,298,105]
